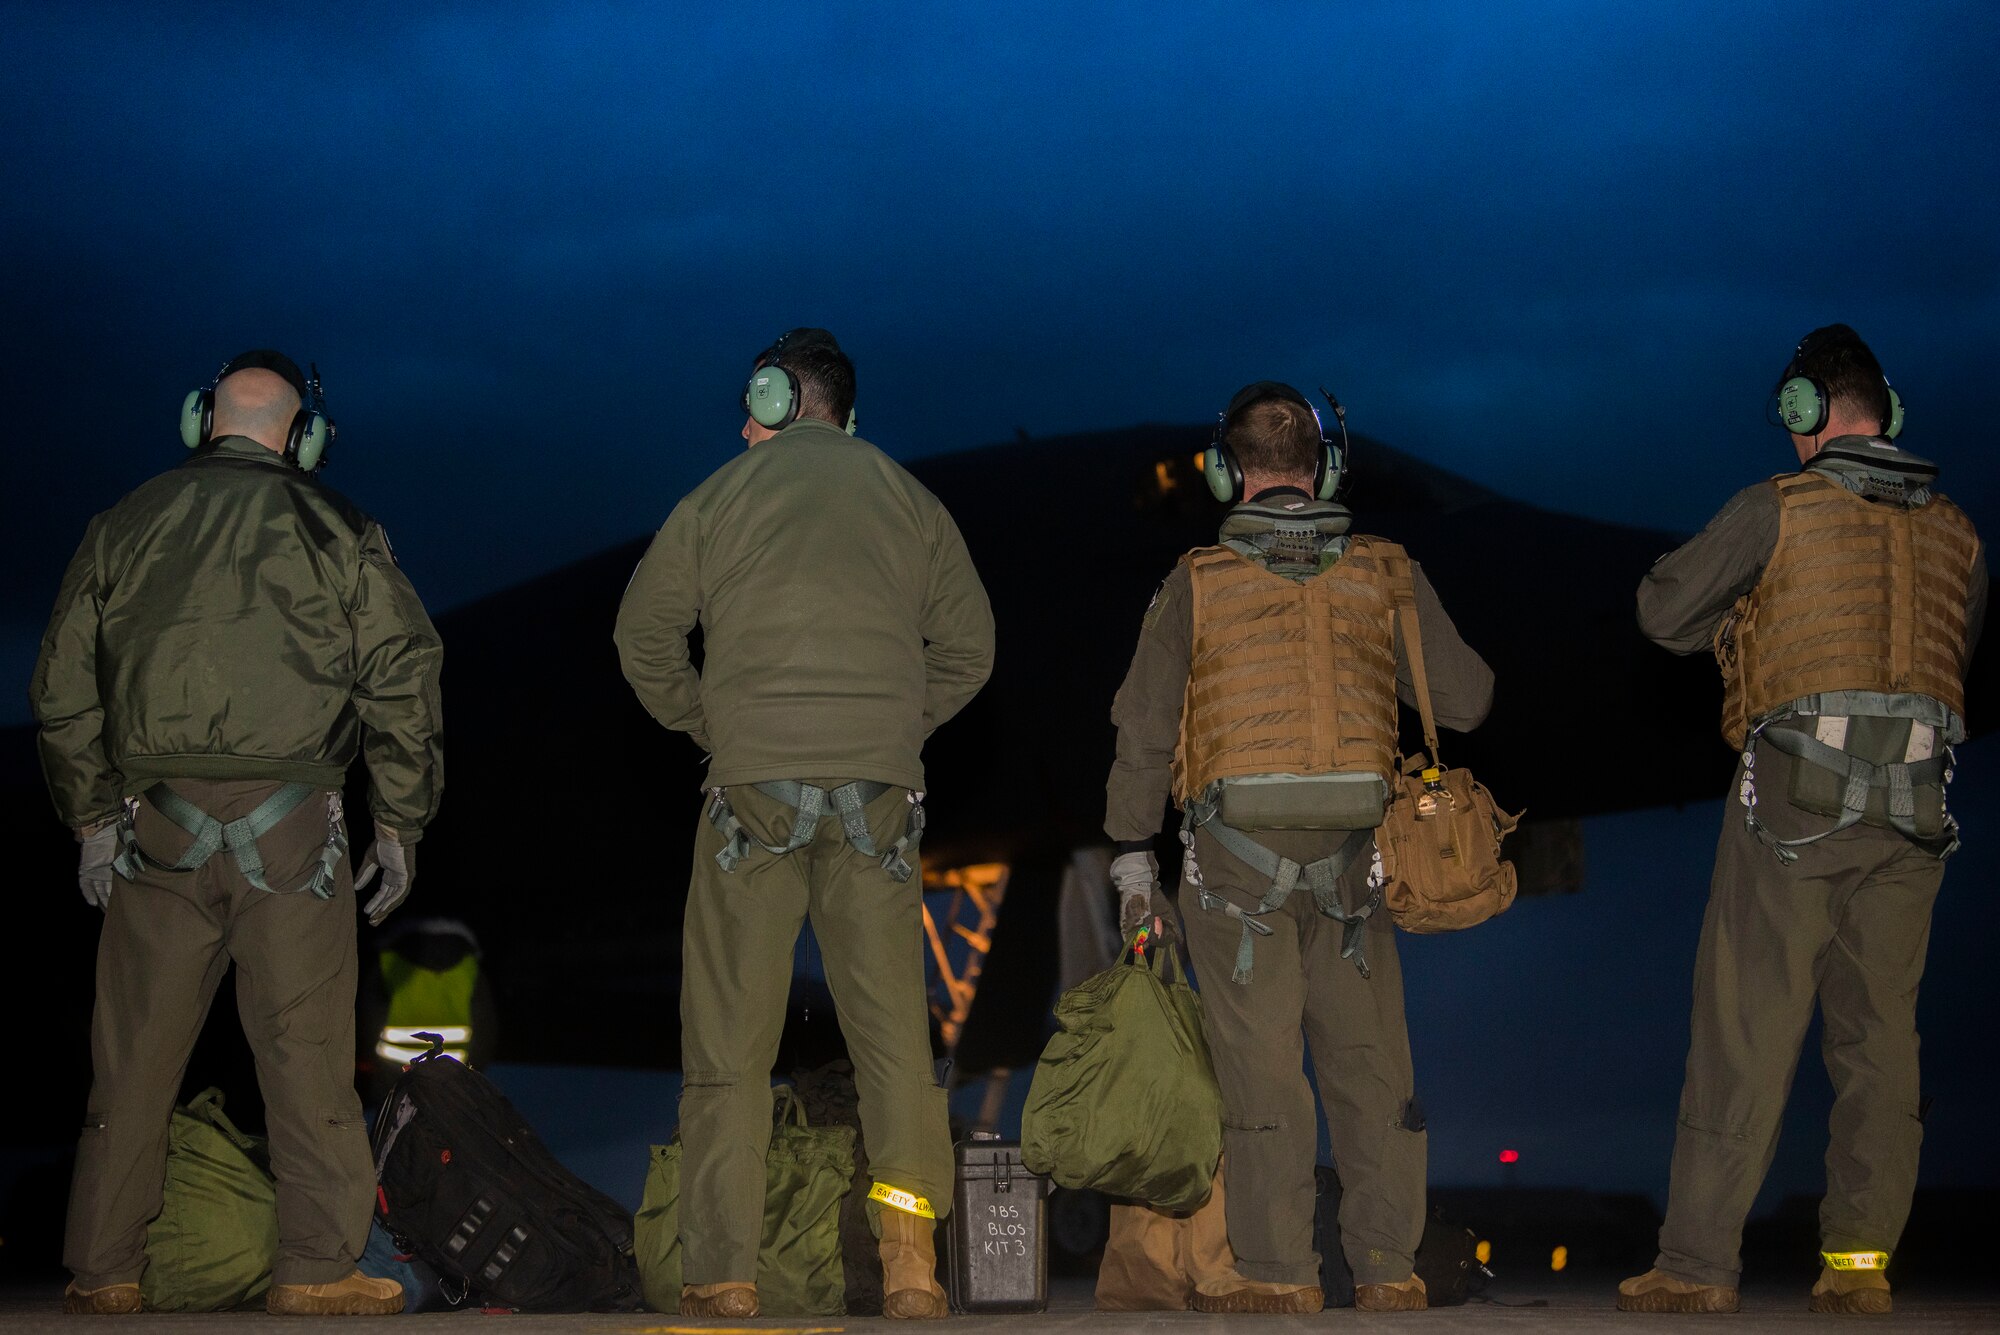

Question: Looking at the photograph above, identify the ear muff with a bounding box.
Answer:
[1774,373,1829,436]
[1313,444,1343,501]
[744,365,800,429]
[1200,442,1243,503]
[180,387,212,449]
[291,412,332,471]
[1883,384,1904,439]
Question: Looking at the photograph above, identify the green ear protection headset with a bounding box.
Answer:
[180,349,336,471]
[742,329,859,435]
[1769,324,1904,440]
[1198,380,1348,504]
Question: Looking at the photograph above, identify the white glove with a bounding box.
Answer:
[78,822,119,910]
[354,835,413,927]
[1110,850,1161,938]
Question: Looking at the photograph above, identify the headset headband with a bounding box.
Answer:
[1221,380,1324,441]
[1774,324,1854,392]
[214,348,311,398]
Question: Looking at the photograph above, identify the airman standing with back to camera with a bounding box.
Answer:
[33,351,444,1315]
[1104,383,1493,1313]
[1619,325,1987,1316]
[615,329,994,1319]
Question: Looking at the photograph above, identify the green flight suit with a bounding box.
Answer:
[1106,492,1494,1288]
[31,435,444,1290]
[67,779,373,1289]
[1636,447,1989,1287]
[615,418,994,1284]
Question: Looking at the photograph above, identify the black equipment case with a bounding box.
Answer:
[945,1133,1048,1314]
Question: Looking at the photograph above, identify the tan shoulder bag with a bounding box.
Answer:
[1374,559,1523,933]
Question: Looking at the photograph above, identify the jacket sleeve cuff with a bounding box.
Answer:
[74,810,123,840]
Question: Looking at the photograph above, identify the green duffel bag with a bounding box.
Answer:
[140,1088,279,1312]
[635,1085,856,1315]
[1021,939,1223,1213]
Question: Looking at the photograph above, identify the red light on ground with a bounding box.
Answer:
[1498,1149,1521,1164]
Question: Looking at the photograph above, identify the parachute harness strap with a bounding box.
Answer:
[1182,790,1377,984]
[707,780,924,882]
[115,782,341,898]
[1739,721,1956,865]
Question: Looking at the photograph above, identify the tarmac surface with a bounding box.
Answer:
[5,1276,1999,1334]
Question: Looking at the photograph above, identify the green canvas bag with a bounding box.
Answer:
[1020,940,1223,1213]
[140,1088,279,1312]
[634,1085,856,1315]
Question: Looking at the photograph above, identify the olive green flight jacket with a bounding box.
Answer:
[615,418,995,790]
[31,436,445,840]
[1105,520,1494,845]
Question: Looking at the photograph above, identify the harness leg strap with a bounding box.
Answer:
[1197,890,1276,985]
[125,782,328,896]
[708,780,923,882]
[828,781,877,855]
[1184,795,1375,982]
[1746,726,1951,862]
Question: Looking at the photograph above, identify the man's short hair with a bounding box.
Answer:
[758,328,856,428]
[1224,389,1322,479]
[1793,324,1892,432]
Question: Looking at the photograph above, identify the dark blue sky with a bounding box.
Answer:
[4,1,1997,706]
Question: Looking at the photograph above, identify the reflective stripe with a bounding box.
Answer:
[376,1025,472,1066]
[868,1182,936,1219]
[377,1039,460,1065]
[382,1025,471,1046]
[1823,1250,1890,1272]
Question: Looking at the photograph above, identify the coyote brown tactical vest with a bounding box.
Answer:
[1717,472,1978,749]
[1173,536,1405,802]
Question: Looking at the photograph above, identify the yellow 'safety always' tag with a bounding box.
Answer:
[868,1182,936,1219]
[1822,1250,1889,1271]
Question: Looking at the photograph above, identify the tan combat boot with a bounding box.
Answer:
[1356,1273,1428,1311]
[880,1208,948,1319]
[62,1281,141,1314]
[680,1282,760,1317]
[1810,1265,1892,1315]
[265,1270,404,1315]
[1617,1267,1740,1313]
[1190,1280,1325,1314]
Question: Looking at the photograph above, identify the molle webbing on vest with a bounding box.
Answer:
[1718,474,1977,750]
[1173,537,1405,803]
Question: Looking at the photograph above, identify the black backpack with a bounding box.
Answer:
[373,1050,642,1312]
